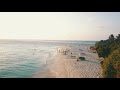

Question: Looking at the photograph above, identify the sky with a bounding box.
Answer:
[0,12,120,41]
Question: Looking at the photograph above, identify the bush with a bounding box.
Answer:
[95,34,120,78]
[79,57,85,60]
[102,48,120,78]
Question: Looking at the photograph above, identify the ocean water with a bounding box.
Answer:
[0,40,96,78]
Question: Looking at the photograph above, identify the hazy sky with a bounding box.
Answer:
[0,12,120,40]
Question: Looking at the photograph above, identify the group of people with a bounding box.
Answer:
[57,48,70,55]
[57,47,86,61]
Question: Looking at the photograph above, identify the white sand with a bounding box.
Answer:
[33,45,102,78]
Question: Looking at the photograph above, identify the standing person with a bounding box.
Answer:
[57,48,60,53]
[71,52,72,57]
[79,53,81,57]
[64,51,67,55]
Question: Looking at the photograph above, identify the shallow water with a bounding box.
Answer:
[0,40,96,78]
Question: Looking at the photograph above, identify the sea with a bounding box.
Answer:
[0,40,96,78]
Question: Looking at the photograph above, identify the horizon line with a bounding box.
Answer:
[0,38,100,41]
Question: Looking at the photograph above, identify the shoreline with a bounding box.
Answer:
[33,45,102,78]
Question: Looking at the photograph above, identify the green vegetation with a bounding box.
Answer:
[95,34,120,78]
[102,48,120,78]
[79,57,85,60]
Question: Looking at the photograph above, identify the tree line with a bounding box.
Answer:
[95,34,120,78]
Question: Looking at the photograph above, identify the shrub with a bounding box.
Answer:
[102,48,120,78]
[79,57,85,60]
[95,34,120,78]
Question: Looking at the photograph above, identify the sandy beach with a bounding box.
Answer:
[33,45,102,78]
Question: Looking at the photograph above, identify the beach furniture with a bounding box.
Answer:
[81,53,86,55]
[79,49,83,51]
[70,52,76,58]
[71,55,76,58]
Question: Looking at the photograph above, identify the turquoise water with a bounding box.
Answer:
[0,40,96,78]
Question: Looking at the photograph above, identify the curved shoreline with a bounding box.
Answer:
[33,45,102,78]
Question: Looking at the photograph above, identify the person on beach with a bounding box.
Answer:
[57,48,61,53]
[63,51,67,55]
[77,59,79,61]
[71,52,72,57]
